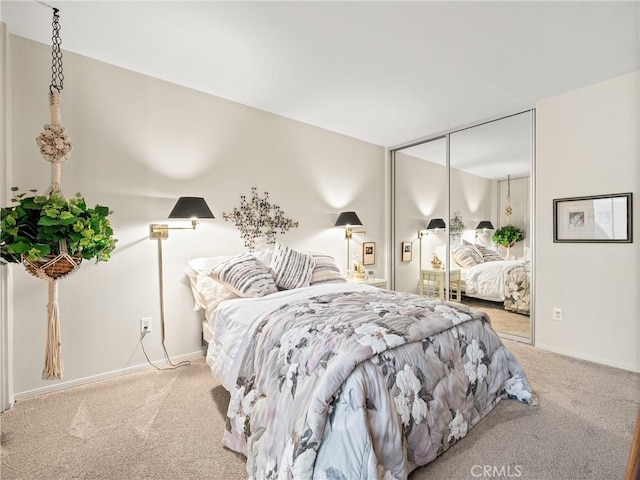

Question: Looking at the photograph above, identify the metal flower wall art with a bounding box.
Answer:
[449,211,466,240]
[223,187,298,251]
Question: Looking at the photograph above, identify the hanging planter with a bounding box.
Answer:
[492,225,524,259]
[0,8,116,380]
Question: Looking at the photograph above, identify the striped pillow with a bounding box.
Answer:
[477,244,505,262]
[270,243,316,290]
[209,253,277,298]
[309,254,346,285]
[451,245,484,268]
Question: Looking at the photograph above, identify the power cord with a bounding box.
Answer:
[140,328,191,371]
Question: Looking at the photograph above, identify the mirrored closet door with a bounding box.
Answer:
[392,110,534,342]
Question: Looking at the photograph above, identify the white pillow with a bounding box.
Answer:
[187,256,233,275]
[252,247,274,267]
[270,243,316,290]
[183,265,238,312]
[209,253,278,298]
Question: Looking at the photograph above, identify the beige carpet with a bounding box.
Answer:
[462,296,531,338]
[1,343,638,480]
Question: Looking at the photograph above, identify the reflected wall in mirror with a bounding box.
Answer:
[392,111,533,342]
[393,137,446,295]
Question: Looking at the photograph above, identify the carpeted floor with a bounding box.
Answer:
[1,341,638,480]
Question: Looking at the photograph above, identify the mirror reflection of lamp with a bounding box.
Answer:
[149,197,214,369]
[475,220,495,243]
[334,211,366,275]
[418,218,447,271]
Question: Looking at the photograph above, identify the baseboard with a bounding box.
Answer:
[13,349,206,402]
[535,343,640,373]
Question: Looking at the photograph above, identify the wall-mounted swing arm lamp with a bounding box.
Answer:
[418,218,446,271]
[150,197,215,239]
[334,211,366,273]
[148,196,214,369]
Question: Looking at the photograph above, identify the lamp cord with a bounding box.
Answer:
[138,238,191,371]
[140,330,190,371]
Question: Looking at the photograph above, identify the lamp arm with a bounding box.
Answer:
[150,221,198,240]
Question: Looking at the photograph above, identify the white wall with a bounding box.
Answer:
[535,71,639,372]
[9,36,385,396]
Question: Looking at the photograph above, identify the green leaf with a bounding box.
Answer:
[21,199,40,210]
[95,205,109,217]
[9,241,32,254]
[38,216,60,226]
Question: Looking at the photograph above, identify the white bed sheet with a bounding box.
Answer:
[205,282,376,391]
[460,260,524,302]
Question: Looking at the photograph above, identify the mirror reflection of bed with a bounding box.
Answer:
[392,111,533,342]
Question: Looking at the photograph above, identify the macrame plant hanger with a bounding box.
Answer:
[504,174,513,224]
[503,174,514,259]
[27,8,80,380]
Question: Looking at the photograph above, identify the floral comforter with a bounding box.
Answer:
[504,262,531,315]
[222,288,536,479]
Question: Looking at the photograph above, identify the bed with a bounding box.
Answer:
[187,243,537,479]
[439,244,531,315]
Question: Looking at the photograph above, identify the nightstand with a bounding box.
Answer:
[347,277,388,288]
[420,269,461,301]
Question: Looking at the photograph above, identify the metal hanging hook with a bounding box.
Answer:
[49,7,64,94]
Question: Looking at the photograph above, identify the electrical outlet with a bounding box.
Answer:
[140,317,152,333]
[552,308,562,321]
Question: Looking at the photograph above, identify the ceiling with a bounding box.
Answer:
[399,112,532,179]
[1,1,638,150]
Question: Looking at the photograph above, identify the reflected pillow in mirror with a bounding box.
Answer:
[451,245,484,268]
[476,244,505,262]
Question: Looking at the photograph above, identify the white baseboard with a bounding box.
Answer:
[535,343,640,373]
[13,349,206,402]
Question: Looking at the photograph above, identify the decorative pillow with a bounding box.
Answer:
[209,253,277,298]
[187,255,233,275]
[309,253,346,285]
[476,244,505,262]
[270,243,316,290]
[451,245,484,268]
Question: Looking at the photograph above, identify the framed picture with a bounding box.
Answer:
[362,242,376,265]
[553,193,632,243]
[401,241,412,262]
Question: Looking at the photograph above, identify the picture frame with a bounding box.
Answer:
[401,241,412,262]
[553,193,632,243]
[362,242,376,265]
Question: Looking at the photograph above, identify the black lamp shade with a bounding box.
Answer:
[335,211,363,227]
[426,218,446,230]
[476,221,495,230]
[168,197,215,219]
